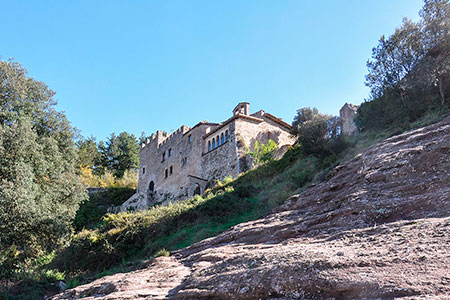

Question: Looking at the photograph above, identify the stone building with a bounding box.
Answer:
[339,103,359,136]
[121,102,296,211]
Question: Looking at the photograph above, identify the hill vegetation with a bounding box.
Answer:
[0,0,449,299]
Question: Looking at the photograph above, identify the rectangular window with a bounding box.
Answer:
[170,165,173,175]
[168,148,172,157]
[142,167,145,174]
[188,135,192,143]
[162,152,166,162]
[165,169,168,178]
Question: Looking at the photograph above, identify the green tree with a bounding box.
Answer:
[420,0,450,50]
[420,0,450,106]
[98,132,139,178]
[291,108,331,155]
[0,60,87,274]
[365,18,425,103]
[247,139,278,167]
[115,132,139,178]
[77,136,100,168]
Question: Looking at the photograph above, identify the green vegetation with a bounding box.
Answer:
[55,145,322,274]
[0,60,87,279]
[76,131,140,188]
[358,0,449,132]
[1,1,449,299]
[246,139,278,167]
[74,187,136,231]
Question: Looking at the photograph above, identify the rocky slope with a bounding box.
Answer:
[52,116,450,300]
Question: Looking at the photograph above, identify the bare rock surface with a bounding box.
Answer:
[52,117,450,299]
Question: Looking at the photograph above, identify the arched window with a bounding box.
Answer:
[217,135,220,146]
[221,133,224,144]
[149,181,155,192]
[225,130,229,142]
[208,141,211,151]
[212,138,216,149]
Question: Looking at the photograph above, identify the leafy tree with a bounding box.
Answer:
[419,0,450,106]
[291,108,331,155]
[0,60,87,274]
[365,18,425,104]
[77,136,100,168]
[115,132,139,178]
[97,132,139,178]
[360,0,450,131]
[247,139,278,167]
[420,0,450,49]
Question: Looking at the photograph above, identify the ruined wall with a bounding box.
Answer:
[340,103,359,136]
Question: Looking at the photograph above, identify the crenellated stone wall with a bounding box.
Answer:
[121,102,295,211]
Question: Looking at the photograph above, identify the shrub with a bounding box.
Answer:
[247,139,278,167]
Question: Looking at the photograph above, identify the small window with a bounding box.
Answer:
[225,130,229,142]
[168,148,172,157]
[208,141,211,151]
[165,169,168,178]
[221,133,224,144]
[162,152,166,162]
[142,167,146,174]
[212,138,216,149]
[188,135,192,143]
[217,135,220,146]
[170,166,173,175]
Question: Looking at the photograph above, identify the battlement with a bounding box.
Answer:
[158,125,190,149]
[141,125,191,151]
[124,101,298,212]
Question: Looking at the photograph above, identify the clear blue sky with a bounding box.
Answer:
[1,0,424,141]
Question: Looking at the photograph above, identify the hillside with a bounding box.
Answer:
[51,115,450,299]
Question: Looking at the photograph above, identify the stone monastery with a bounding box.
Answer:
[121,102,296,211]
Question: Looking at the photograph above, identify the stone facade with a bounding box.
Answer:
[121,102,296,211]
[339,103,359,136]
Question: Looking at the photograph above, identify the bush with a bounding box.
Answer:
[247,139,278,167]
[80,166,138,189]
[74,187,136,231]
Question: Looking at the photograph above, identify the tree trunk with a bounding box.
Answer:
[438,77,445,106]
[399,89,407,108]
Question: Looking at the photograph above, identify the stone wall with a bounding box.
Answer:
[339,103,359,136]
[122,123,219,210]
[121,103,296,211]
[201,122,239,183]
[234,113,296,169]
